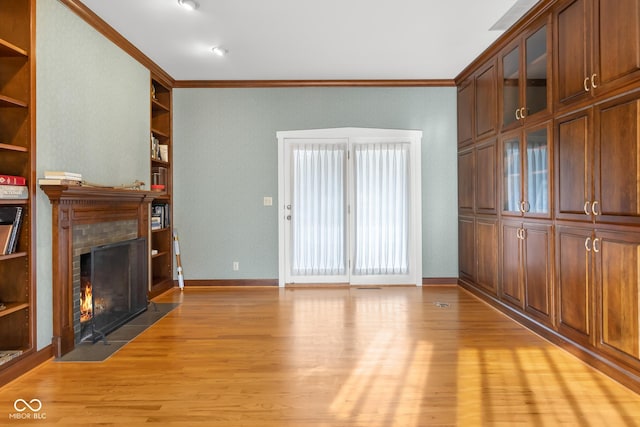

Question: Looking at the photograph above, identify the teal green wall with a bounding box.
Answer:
[173,87,458,281]
[35,0,150,350]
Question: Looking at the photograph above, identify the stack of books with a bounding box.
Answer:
[38,171,83,186]
[0,206,24,255]
[0,174,28,200]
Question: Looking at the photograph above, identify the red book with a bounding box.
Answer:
[0,175,26,186]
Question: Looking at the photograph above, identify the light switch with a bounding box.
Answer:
[263,196,273,206]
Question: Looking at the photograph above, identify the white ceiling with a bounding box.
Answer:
[78,0,537,81]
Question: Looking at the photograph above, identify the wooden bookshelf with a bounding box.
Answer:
[0,0,35,383]
[149,76,173,298]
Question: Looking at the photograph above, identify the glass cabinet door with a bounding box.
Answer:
[524,128,549,214]
[525,26,548,117]
[502,47,521,128]
[503,137,521,213]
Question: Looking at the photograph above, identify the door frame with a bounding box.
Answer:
[277,127,423,287]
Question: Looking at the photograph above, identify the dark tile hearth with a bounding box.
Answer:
[55,302,179,362]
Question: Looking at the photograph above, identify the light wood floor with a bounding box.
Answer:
[1,286,639,426]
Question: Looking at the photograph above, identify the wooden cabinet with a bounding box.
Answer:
[554,0,640,109]
[556,92,640,225]
[556,225,593,346]
[475,60,498,140]
[457,147,474,213]
[458,0,640,393]
[500,17,551,130]
[501,220,554,325]
[476,217,499,296]
[458,139,497,215]
[458,216,475,284]
[556,225,640,370]
[501,123,552,218]
[476,139,497,214]
[150,77,173,297]
[457,78,474,147]
[595,228,640,371]
[0,0,35,383]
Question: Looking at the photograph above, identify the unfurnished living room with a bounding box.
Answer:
[1,0,640,425]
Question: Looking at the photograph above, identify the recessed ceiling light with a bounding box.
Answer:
[178,0,199,11]
[211,47,228,57]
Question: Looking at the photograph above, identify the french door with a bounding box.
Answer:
[277,128,422,287]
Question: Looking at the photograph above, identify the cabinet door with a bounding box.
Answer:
[476,61,498,139]
[501,44,521,130]
[556,226,593,346]
[458,79,474,146]
[524,23,551,120]
[555,110,593,221]
[555,0,592,108]
[458,148,475,213]
[502,134,522,215]
[595,229,640,369]
[459,216,475,283]
[524,125,551,218]
[476,139,497,214]
[523,222,554,325]
[501,221,523,308]
[594,0,640,94]
[595,95,640,225]
[476,217,498,295]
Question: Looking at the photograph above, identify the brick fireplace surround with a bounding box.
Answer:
[41,185,156,357]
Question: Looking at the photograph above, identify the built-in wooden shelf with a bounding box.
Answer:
[0,302,29,319]
[0,38,27,57]
[0,94,27,108]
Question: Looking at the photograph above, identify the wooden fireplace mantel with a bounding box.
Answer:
[41,185,157,357]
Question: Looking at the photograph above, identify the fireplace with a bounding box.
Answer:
[78,238,147,343]
[41,185,156,357]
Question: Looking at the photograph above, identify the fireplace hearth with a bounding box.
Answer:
[40,185,156,357]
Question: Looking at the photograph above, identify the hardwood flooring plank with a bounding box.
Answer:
[0,286,639,425]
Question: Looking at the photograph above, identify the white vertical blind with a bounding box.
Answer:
[504,139,521,212]
[291,144,346,275]
[353,143,410,275]
[526,137,548,214]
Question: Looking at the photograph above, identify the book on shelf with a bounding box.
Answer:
[0,350,23,366]
[0,206,23,255]
[0,184,28,199]
[43,171,82,181]
[0,175,26,186]
[44,170,82,178]
[38,178,82,186]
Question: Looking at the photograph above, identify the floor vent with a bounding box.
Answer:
[434,302,450,308]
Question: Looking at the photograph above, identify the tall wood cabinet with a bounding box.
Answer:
[149,76,174,298]
[554,0,640,110]
[0,0,35,384]
[457,0,640,393]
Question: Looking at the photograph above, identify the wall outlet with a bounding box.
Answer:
[263,196,273,206]
[232,261,239,271]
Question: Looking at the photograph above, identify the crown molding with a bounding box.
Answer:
[174,79,456,88]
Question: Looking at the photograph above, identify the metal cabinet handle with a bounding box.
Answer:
[585,237,592,251]
[584,76,591,92]
[520,228,526,240]
[591,200,600,216]
[523,200,530,213]
[520,107,526,119]
[593,237,600,253]
[583,201,591,216]
[591,74,598,89]
[515,109,521,120]
[520,201,526,213]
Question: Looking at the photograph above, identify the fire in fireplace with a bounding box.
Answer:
[79,237,148,343]
[80,279,92,323]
